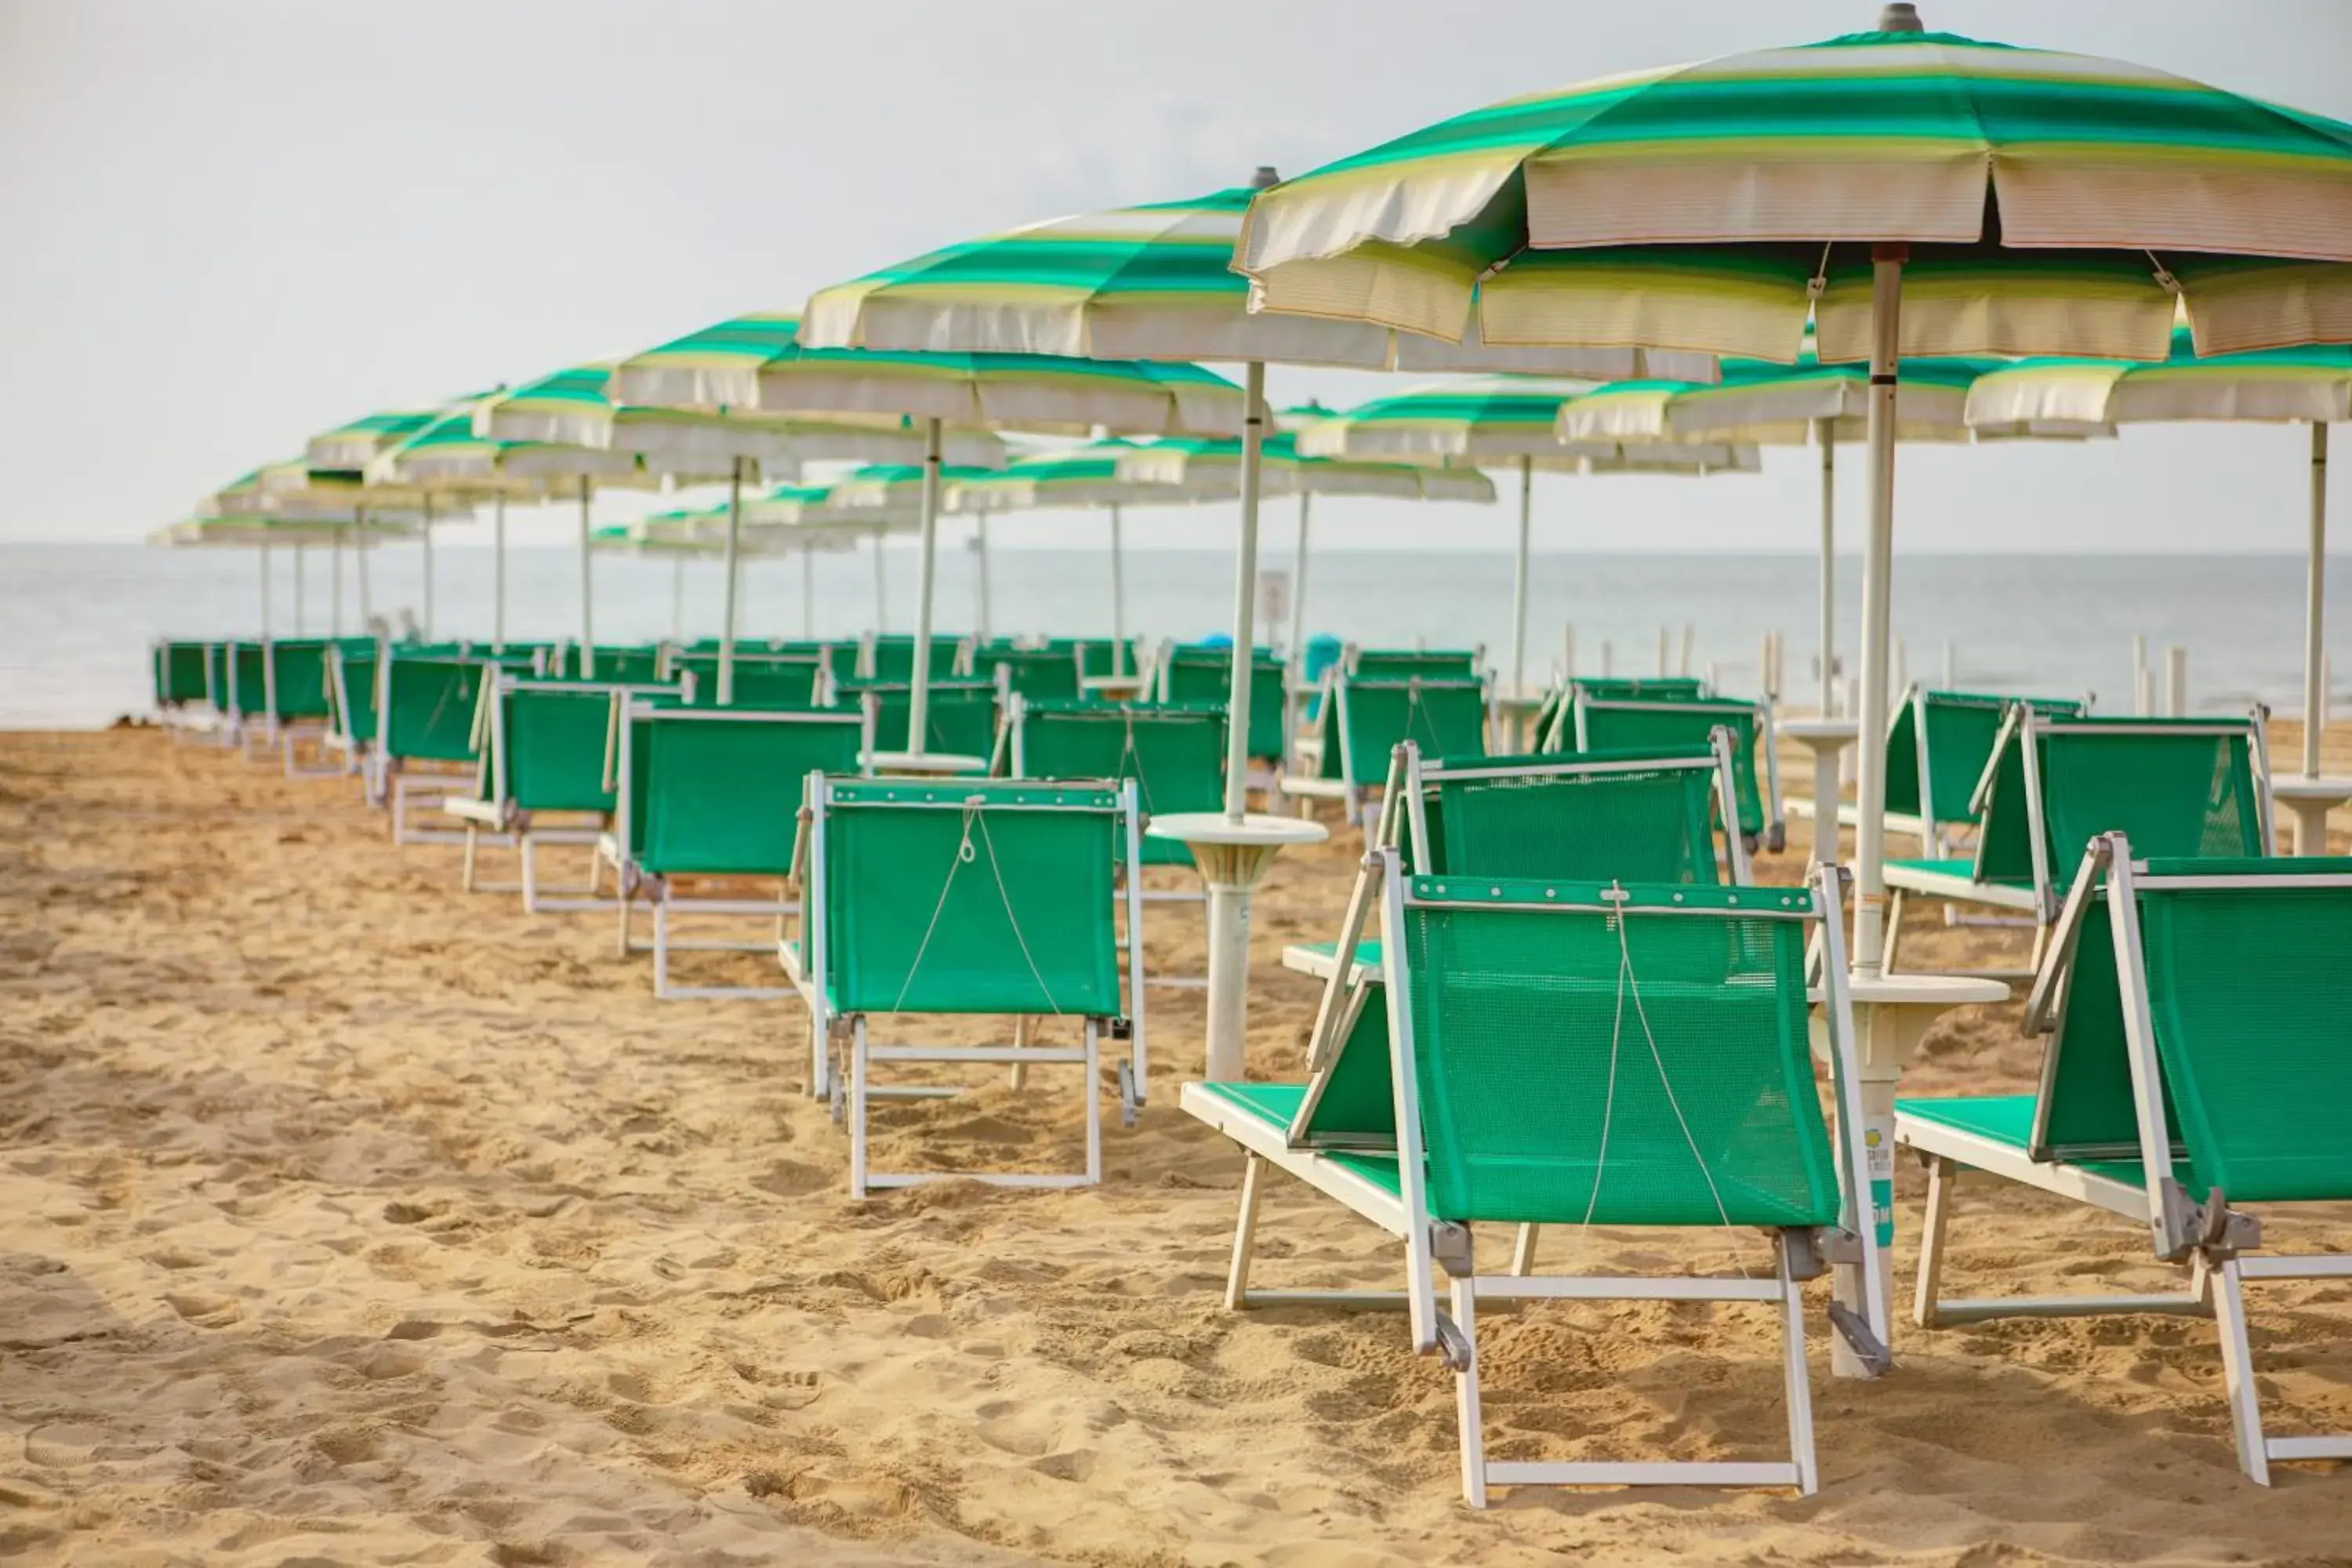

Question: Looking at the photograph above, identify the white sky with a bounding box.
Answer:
[2,0,2347,554]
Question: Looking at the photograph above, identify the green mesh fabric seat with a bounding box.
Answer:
[327,642,379,751]
[1896,837,2352,1485]
[604,702,872,1001]
[1005,699,1226,866]
[972,644,1083,702]
[1570,694,1778,847]
[673,652,825,706]
[1158,643,1286,763]
[1283,674,1491,828]
[1880,687,2089,852]
[561,645,664,683]
[1349,646,1483,681]
[864,634,967,682]
[371,653,492,843]
[1185,856,1882,1502]
[839,680,998,768]
[153,641,213,710]
[1882,710,2270,972]
[786,776,1145,1197]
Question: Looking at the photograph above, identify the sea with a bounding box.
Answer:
[3,542,2343,729]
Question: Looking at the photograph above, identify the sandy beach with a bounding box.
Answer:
[2,727,2349,1566]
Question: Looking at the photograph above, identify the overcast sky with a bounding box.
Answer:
[3,0,2346,554]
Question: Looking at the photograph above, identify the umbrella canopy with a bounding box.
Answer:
[154,512,412,637]
[306,393,495,470]
[1969,329,2352,789]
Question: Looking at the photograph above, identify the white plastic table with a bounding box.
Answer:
[1808,970,2009,1376]
[1146,812,1329,1081]
[2270,774,2352,855]
[864,750,989,777]
[1780,716,1859,866]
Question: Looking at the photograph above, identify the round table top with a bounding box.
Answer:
[864,750,988,776]
[2270,773,2352,803]
[1079,674,1148,693]
[1780,717,1862,744]
[1844,971,2010,1008]
[1146,812,1330,849]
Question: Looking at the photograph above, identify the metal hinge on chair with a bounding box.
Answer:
[1116,1061,1141,1127]
[1429,1221,1475,1278]
[1825,1303,1893,1377]
[1108,1016,1133,1041]
[1433,1311,1473,1372]
[2190,1191,2262,1258]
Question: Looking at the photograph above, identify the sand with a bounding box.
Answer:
[2,727,2349,1566]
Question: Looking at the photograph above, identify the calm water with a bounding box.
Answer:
[3,542,2343,728]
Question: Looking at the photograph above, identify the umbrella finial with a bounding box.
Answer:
[1250,165,1279,191]
[1877,3,1924,30]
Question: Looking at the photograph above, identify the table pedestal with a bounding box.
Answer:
[1146,813,1329,1082]
[2270,775,2352,855]
[1780,717,1858,867]
[1810,971,2009,1376]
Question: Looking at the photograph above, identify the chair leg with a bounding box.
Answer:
[1450,1275,1488,1508]
[1779,1246,1820,1497]
[652,896,670,999]
[462,826,481,893]
[1509,1224,1540,1277]
[1083,1018,1102,1185]
[520,834,539,913]
[2209,1258,2273,1485]
[1914,1155,1956,1327]
[1880,887,1907,973]
[848,1015,871,1200]
[1223,1154,1267,1311]
[1008,1014,1032,1091]
[615,881,634,959]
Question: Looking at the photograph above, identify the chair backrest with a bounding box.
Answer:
[1572,676,1711,702]
[1886,686,2087,830]
[803,777,1134,1016]
[1399,741,1744,885]
[841,680,998,766]
[864,634,967,682]
[378,654,489,764]
[1323,675,1489,785]
[1388,871,1838,1228]
[328,641,381,746]
[260,639,335,721]
[563,645,665,683]
[616,702,870,875]
[672,651,826,703]
[484,678,671,814]
[154,641,213,706]
[1974,710,2269,909]
[1007,699,1226,865]
[1573,694,1769,839]
[972,644,1083,702]
[1349,646,1483,681]
[2027,838,2352,1209]
[1159,643,1286,760]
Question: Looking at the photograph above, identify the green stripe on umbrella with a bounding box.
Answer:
[1970,328,2352,797]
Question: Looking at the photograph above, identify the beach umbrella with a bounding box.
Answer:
[1231,6,2352,968]
[1968,331,2352,825]
[799,179,1714,817]
[1562,352,2111,720]
[742,477,931,638]
[154,514,412,637]
[613,313,1242,764]
[199,462,436,636]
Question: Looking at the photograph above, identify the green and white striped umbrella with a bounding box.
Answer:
[1231,9,2352,1082]
[306,393,495,471]
[1970,330,2352,793]
[154,512,412,637]
[1559,352,2107,719]
[1294,378,1755,693]
[199,462,437,637]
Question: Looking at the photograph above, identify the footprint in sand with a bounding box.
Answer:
[163,1290,241,1327]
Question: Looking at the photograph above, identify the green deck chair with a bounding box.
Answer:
[1882,709,2272,975]
[1157,642,1287,766]
[1566,691,1784,852]
[1183,854,1886,1503]
[1280,673,1491,830]
[446,673,680,911]
[152,640,219,741]
[559,644,665,683]
[971,643,1084,702]
[782,776,1145,1196]
[862,633,969,682]
[323,639,381,782]
[601,699,872,1000]
[1843,685,2090,855]
[837,679,999,771]
[1348,644,1485,681]
[671,650,826,707]
[1896,833,2352,1485]
[372,652,493,844]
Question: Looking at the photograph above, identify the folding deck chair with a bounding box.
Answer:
[152,639,223,742]
[1347,644,1486,681]
[833,677,1000,771]
[1882,709,2273,975]
[862,633,971,682]
[372,652,496,844]
[1157,641,1287,782]
[971,642,1084,702]
[1181,855,1887,1502]
[601,699,872,1000]
[1896,833,2352,1484]
[324,639,381,784]
[1279,673,1492,830]
[1798,685,2092,855]
[446,673,683,910]
[781,776,1146,1196]
[1000,696,1229,989]
[670,649,826,707]
[1559,688,1785,854]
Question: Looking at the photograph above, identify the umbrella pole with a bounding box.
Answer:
[259,543,272,637]
[872,531,888,633]
[577,478,596,678]
[356,521,372,630]
[719,455,745,703]
[1818,419,1837,717]
[332,535,345,636]
[1285,492,1312,674]
[1222,361,1268,818]
[975,516,993,641]
[292,545,307,635]
[1851,252,1904,976]
[800,544,815,640]
[2303,421,2329,782]
[492,495,507,651]
[1508,456,1533,699]
[1109,503,1128,676]
[906,416,945,755]
[419,499,435,641]
[670,558,686,642]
